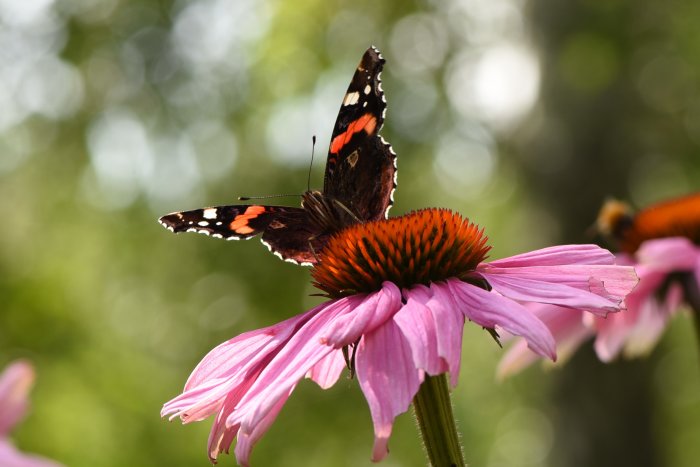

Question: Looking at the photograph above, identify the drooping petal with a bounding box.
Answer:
[185,304,325,390]
[234,388,294,467]
[355,319,423,462]
[321,282,403,348]
[0,439,63,467]
[0,361,34,436]
[207,393,241,461]
[621,297,672,358]
[498,305,593,378]
[594,294,671,362]
[447,279,556,360]
[393,285,445,377]
[231,297,360,431]
[427,283,466,387]
[306,349,346,389]
[163,304,324,423]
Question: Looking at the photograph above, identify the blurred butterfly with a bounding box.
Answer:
[596,192,700,254]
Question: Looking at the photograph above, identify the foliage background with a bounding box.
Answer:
[1,0,699,465]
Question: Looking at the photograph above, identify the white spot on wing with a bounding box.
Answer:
[364,84,372,95]
[260,238,312,267]
[343,91,360,106]
[187,228,211,236]
[198,221,209,227]
[203,208,217,219]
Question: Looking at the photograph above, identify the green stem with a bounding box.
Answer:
[412,373,465,467]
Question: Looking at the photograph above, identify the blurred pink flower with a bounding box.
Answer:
[162,209,637,465]
[499,237,698,377]
[0,361,62,467]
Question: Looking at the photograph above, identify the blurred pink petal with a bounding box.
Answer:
[497,304,593,379]
[0,440,62,467]
[0,362,63,467]
[0,361,34,436]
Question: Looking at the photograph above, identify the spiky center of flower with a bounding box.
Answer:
[311,208,491,297]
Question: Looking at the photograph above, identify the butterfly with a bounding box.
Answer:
[159,47,397,265]
[596,192,700,254]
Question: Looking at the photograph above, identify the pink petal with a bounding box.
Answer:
[622,298,671,357]
[0,440,63,467]
[355,319,422,462]
[185,305,324,390]
[306,350,346,389]
[478,273,623,316]
[0,361,34,436]
[426,283,466,387]
[163,307,322,423]
[498,305,593,378]
[234,388,294,467]
[487,244,615,267]
[447,279,556,360]
[594,293,673,362]
[636,237,699,271]
[393,285,445,377]
[231,298,357,430]
[321,282,403,348]
[207,394,240,461]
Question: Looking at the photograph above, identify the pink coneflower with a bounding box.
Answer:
[162,208,637,465]
[499,194,700,377]
[0,361,62,467]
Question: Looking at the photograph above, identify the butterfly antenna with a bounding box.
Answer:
[238,193,300,201]
[307,135,316,192]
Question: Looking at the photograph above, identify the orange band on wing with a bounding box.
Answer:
[329,113,377,154]
[229,205,267,235]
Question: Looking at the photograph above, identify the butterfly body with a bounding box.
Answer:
[159,47,396,265]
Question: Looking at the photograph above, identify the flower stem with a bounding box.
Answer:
[412,373,465,467]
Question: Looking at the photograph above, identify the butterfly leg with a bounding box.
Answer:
[332,199,362,224]
[307,237,321,263]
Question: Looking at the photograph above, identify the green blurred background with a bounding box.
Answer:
[1,0,699,465]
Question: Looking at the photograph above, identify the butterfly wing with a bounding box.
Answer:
[323,46,397,222]
[159,205,325,264]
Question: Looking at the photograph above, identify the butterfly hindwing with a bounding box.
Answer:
[323,47,397,221]
[259,209,331,265]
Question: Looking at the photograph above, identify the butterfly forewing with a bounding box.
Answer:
[159,205,301,240]
[323,47,397,221]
